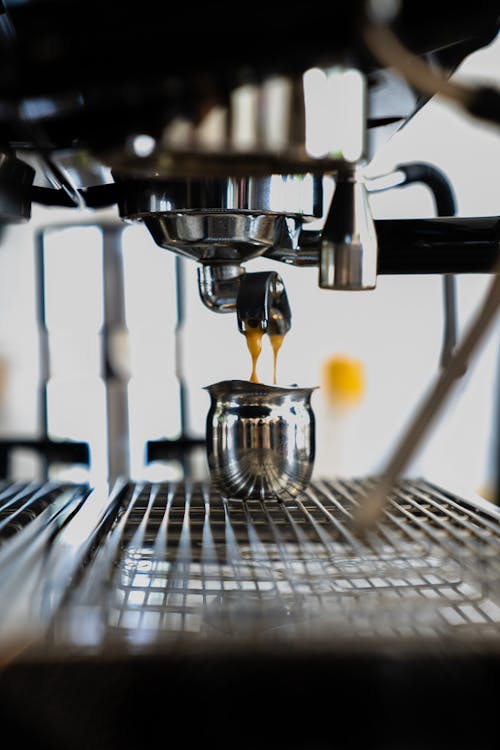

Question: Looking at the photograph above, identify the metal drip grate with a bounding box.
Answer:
[0,481,77,542]
[54,478,500,649]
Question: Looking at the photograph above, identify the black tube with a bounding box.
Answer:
[375,217,500,274]
[31,185,79,208]
[288,217,500,272]
[395,161,458,370]
[397,162,457,217]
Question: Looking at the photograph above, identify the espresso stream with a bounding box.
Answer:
[244,324,285,384]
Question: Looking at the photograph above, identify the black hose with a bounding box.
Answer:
[396,162,457,217]
[395,161,460,372]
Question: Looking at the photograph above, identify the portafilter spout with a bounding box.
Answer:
[236,271,292,335]
[197,263,245,313]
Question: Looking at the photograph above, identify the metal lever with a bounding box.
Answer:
[236,271,292,335]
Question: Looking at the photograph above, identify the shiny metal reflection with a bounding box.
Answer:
[205,379,316,501]
[319,168,378,290]
[145,212,286,263]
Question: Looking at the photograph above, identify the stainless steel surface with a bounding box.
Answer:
[205,380,316,501]
[197,263,244,313]
[0,481,92,644]
[119,175,322,217]
[319,169,378,290]
[121,174,317,266]
[0,481,80,542]
[236,271,292,335]
[197,266,293,329]
[44,478,500,653]
[144,212,302,263]
[1,478,500,657]
[3,485,500,750]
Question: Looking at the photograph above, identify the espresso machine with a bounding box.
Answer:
[0,2,499,748]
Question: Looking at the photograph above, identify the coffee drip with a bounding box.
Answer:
[243,324,286,385]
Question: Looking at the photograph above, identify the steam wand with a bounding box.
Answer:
[354,266,500,534]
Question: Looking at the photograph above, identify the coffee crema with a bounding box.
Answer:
[243,324,285,385]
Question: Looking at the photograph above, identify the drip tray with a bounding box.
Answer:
[50,478,500,651]
[1,479,500,750]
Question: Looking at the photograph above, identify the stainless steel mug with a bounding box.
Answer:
[205,379,316,501]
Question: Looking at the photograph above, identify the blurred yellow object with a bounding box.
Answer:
[477,484,495,503]
[322,354,365,408]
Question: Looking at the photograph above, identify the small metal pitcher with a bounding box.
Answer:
[205,380,316,501]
